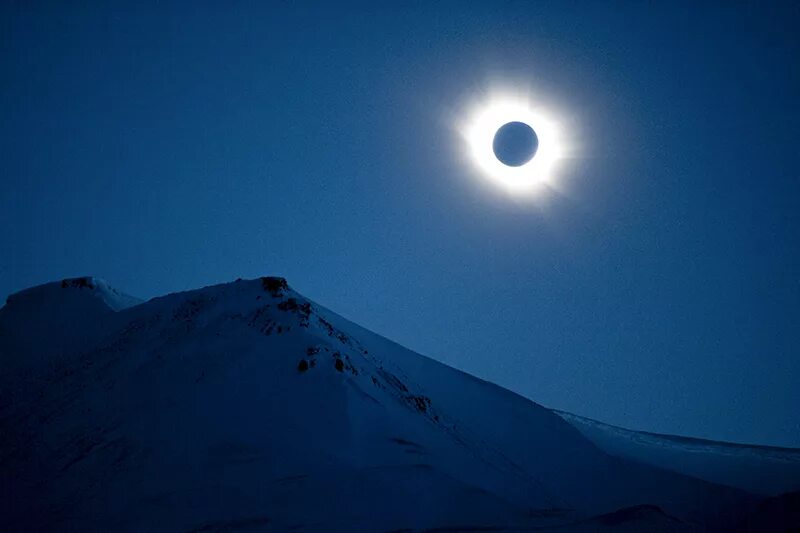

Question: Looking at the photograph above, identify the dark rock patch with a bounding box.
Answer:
[277,298,312,327]
[318,316,350,344]
[261,277,288,297]
[378,369,409,393]
[407,395,432,413]
[391,437,424,449]
[332,352,358,375]
[61,277,95,289]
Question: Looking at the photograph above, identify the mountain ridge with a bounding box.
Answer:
[1,276,796,531]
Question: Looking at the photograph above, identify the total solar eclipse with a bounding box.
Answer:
[462,95,565,195]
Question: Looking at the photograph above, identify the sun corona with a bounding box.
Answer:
[462,95,565,195]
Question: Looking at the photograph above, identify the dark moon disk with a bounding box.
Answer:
[492,121,539,167]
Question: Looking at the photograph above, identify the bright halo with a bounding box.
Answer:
[462,96,564,194]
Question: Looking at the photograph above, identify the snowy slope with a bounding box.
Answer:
[0,277,141,379]
[0,276,791,532]
[555,410,800,497]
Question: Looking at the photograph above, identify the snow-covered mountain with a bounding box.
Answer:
[555,411,800,498]
[0,277,797,532]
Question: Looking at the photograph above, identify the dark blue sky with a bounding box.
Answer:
[2,2,799,446]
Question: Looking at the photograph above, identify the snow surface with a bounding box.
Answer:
[0,277,795,531]
[555,410,800,497]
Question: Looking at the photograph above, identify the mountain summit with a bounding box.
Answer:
[1,277,798,532]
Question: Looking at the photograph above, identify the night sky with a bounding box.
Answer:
[2,2,799,446]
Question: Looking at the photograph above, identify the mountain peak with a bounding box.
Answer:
[259,276,289,296]
[0,277,143,374]
[5,276,141,312]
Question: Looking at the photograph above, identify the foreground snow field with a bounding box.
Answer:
[1,277,797,532]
